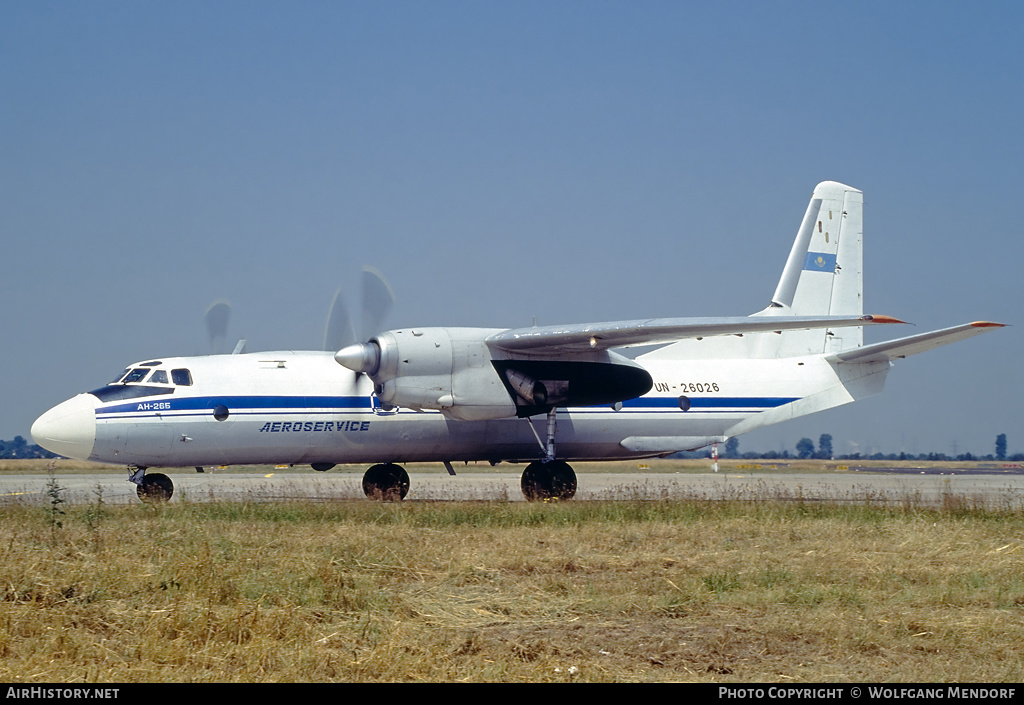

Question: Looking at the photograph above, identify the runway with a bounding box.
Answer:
[3,469,1024,507]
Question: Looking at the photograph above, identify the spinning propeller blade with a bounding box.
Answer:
[326,267,395,381]
[360,266,395,343]
[323,289,357,352]
[204,300,231,355]
[324,266,395,353]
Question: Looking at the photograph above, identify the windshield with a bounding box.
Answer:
[122,369,150,384]
[92,365,179,402]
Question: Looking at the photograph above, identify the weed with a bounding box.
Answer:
[703,571,742,594]
[84,484,106,553]
[44,468,66,545]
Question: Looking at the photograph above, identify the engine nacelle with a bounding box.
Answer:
[336,326,654,420]
[369,328,518,421]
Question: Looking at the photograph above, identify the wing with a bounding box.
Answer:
[486,314,905,355]
[826,321,1006,365]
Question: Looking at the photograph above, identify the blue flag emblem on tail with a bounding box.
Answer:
[803,251,837,272]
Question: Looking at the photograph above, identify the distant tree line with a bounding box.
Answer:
[0,437,59,460]
[679,433,1023,462]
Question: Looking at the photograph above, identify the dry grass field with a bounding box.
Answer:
[1,468,1023,682]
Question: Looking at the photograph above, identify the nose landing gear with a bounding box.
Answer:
[129,467,174,503]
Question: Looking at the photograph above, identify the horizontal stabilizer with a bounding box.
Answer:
[827,322,1005,365]
[488,314,904,355]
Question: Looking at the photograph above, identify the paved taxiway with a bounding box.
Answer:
[2,470,1024,506]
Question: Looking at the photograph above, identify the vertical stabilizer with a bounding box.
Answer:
[754,181,863,355]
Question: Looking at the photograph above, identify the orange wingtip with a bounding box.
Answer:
[970,321,1006,328]
[861,314,907,324]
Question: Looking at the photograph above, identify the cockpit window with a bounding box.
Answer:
[172,369,193,386]
[110,369,130,384]
[122,369,150,384]
[149,370,169,384]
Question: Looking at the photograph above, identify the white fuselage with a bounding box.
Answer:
[34,348,883,468]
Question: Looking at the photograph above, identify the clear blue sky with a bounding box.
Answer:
[2,1,1020,457]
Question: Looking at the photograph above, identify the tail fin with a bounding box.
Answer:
[753,181,864,355]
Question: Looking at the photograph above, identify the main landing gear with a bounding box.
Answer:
[354,458,576,502]
[129,467,174,503]
[518,407,577,501]
[521,459,577,501]
[362,463,410,501]
[354,409,579,503]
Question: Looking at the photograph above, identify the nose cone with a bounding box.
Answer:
[31,394,97,461]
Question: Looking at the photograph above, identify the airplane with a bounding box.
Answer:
[31,181,1003,503]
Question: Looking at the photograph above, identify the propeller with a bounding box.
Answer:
[325,267,396,377]
[204,300,232,355]
[199,267,392,360]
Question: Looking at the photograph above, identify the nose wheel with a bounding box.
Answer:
[130,468,174,503]
[362,463,409,501]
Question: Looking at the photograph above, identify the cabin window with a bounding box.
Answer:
[149,370,169,384]
[172,369,193,386]
[123,369,150,384]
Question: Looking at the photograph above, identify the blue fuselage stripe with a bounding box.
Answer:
[624,396,796,409]
[94,394,797,417]
[95,395,372,416]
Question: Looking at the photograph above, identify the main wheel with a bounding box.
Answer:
[521,460,577,501]
[137,472,174,503]
[362,463,410,501]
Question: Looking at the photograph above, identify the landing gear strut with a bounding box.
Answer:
[520,408,577,501]
[129,467,174,503]
[362,463,409,501]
